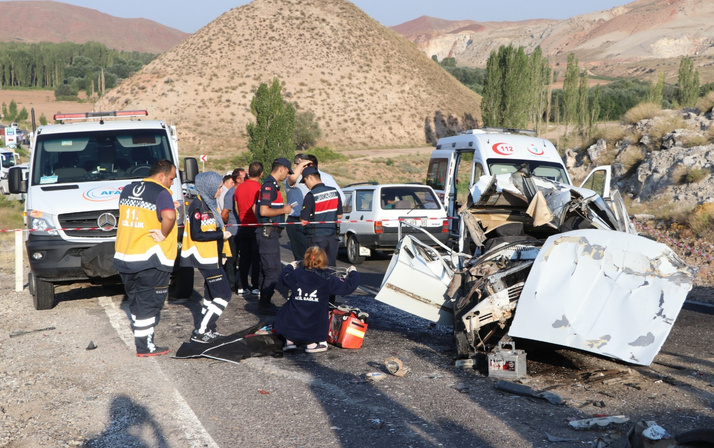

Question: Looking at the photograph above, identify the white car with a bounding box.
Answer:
[340,183,449,264]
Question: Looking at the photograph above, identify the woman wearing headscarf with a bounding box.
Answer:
[181,171,233,343]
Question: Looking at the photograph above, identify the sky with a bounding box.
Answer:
[18,0,634,33]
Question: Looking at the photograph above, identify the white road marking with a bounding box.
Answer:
[98,296,219,448]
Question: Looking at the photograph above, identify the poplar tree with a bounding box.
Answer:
[482,44,551,130]
[562,53,580,132]
[246,78,296,172]
[577,70,589,132]
[677,56,699,107]
[648,72,665,106]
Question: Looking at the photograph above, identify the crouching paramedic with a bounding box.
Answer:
[113,159,177,357]
[181,171,234,343]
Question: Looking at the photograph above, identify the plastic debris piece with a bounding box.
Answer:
[544,432,579,443]
[568,415,629,430]
[455,358,474,369]
[86,341,97,350]
[452,383,469,393]
[385,357,407,377]
[365,372,387,382]
[258,389,270,395]
[495,380,563,405]
[642,423,670,440]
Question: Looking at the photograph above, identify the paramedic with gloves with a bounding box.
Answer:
[273,246,360,353]
[181,171,234,343]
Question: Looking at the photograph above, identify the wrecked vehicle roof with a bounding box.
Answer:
[375,172,696,366]
[509,229,695,365]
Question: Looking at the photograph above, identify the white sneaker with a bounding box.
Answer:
[250,289,260,296]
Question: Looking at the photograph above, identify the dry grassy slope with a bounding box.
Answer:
[0,1,188,53]
[95,0,481,154]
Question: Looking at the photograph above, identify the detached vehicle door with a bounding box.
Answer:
[580,165,635,234]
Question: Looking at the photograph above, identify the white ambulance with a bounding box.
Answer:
[425,128,626,237]
[8,110,198,310]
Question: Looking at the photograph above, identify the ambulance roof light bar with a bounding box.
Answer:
[53,110,148,121]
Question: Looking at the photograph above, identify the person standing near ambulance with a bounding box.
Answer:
[114,159,177,357]
[181,171,234,343]
[256,157,294,315]
[300,166,342,267]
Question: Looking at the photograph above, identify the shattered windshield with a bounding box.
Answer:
[31,129,174,186]
[488,158,569,184]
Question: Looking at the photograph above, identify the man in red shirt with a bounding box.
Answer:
[234,162,263,296]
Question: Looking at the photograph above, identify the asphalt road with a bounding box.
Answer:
[17,235,713,447]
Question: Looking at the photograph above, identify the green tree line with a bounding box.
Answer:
[437,48,703,130]
[0,41,155,95]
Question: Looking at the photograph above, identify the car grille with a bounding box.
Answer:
[59,209,119,238]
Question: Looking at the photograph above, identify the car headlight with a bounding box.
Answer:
[29,210,58,236]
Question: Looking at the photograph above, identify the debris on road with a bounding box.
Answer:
[364,372,387,382]
[495,380,563,405]
[568,415,629,430]
[384,356,407,376]
[544,432,579,443]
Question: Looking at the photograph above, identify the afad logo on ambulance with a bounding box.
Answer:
[82,187,123,202]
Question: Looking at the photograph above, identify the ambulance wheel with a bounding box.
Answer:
[346,235,365,265]
[33,275,56,310]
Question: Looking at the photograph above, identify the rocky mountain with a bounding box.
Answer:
[95,0,481,152]
[0,1,188,53]
[393,0,714,80]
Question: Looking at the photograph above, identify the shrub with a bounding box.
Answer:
[649,114,686,144]
[688,203,714,237]
[617,145,645,171]
[593,124,628,147]
[681,134,709,148]
[308,146,347,163]
[684,167,709,184]
[696,90,714,113]
[623,102,662,124]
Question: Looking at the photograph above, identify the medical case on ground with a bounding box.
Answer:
[328,306,368,349]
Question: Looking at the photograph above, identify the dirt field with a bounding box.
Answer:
[0,89,92,126]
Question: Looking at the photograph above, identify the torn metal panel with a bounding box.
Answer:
[375,235,455,327]
[508,229,697,366]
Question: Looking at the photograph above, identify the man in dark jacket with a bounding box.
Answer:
[299,166,342,267]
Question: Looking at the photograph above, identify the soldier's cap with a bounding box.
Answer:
[300,166,320,182]
[275,157,294,175]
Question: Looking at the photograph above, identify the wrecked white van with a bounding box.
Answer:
[375,171,696,366]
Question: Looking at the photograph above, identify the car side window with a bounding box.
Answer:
[343,192,353,213]
[356,190,373,212]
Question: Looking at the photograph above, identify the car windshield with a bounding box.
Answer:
[31,129,174,185]
[1,152,16,168]
[488,158,569,184]
[380,186,440,210]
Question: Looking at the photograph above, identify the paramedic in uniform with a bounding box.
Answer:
[256,157,294,315]
[113,159,177,357]
[300,166,342,267]
[181,171,234,343]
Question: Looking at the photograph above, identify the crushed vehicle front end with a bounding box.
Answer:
[375,171,697,366]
